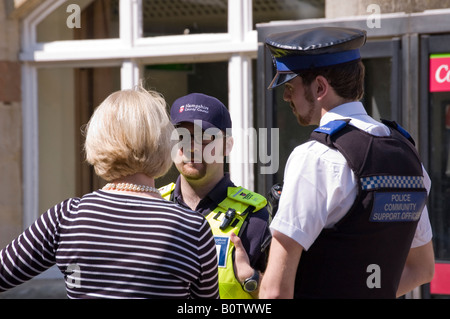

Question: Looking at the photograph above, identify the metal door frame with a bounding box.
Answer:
[420,33,450,297]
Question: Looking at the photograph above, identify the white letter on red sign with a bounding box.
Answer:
[436,64,450,84]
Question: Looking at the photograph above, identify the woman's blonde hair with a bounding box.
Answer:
[84,87,174,181]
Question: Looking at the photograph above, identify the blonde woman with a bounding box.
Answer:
[0,88,219,299]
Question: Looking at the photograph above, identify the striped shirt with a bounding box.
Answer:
[0,190,219,299]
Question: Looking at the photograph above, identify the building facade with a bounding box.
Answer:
[0,0,449,298]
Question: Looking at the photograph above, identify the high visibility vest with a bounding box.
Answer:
[159,183,267,299]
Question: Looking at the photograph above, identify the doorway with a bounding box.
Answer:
[421,34,450,297]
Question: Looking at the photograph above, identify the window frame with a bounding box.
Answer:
[21,0,257,228]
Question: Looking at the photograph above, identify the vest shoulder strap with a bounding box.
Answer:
[380,119,416,146]
[309,119,350,148]
[226,187,267,212]
[158,182,175,200]
[158,183,267,213]
[314,119,350,135]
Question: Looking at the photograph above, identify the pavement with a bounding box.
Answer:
[0,278,67,299]
[0,266,67,299]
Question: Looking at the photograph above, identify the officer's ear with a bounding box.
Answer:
[224,135,234,156]
[313,75,330,101]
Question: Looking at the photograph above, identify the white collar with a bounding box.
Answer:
[319,102,390,136]
[319,102,367,126]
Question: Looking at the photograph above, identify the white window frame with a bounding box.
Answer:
[20,0,257,228]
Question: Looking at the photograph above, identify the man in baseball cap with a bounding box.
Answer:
[160,93,272,299]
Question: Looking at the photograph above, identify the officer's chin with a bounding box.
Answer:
[177,161,207,181]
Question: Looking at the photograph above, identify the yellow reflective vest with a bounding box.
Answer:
[159,183,267,299]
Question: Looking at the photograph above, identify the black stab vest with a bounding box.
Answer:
[294,120,428,299]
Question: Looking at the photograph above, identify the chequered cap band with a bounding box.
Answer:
[361,175,425,190]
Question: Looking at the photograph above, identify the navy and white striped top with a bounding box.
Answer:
[0,190,219,299]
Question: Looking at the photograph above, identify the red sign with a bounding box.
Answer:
[430,55,450,92]
[430,263,450,295]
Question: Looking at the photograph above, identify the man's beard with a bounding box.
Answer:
[176,149,208,181]
[296,85,316,126]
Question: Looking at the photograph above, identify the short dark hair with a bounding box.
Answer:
[300,60,365,101]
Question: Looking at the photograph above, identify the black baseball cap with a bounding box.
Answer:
[170,93,232,135]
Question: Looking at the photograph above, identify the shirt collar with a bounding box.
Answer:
[205,173,234,205]
[319,101,367,127]
[173,173,234,213]
[319,101,391,136]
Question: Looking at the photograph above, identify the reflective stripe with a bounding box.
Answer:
[360,175,424,190]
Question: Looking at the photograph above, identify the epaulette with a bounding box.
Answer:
[227,187,267,212]
[310,119,351,148]
[313,119,350,136]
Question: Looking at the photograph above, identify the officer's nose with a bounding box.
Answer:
[179,136,201,154]
[187,137,202,155]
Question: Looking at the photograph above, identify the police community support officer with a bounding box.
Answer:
[259,27,435,299]
[160,93,272,299]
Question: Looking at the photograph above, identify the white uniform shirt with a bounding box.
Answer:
[270,102,432,251]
